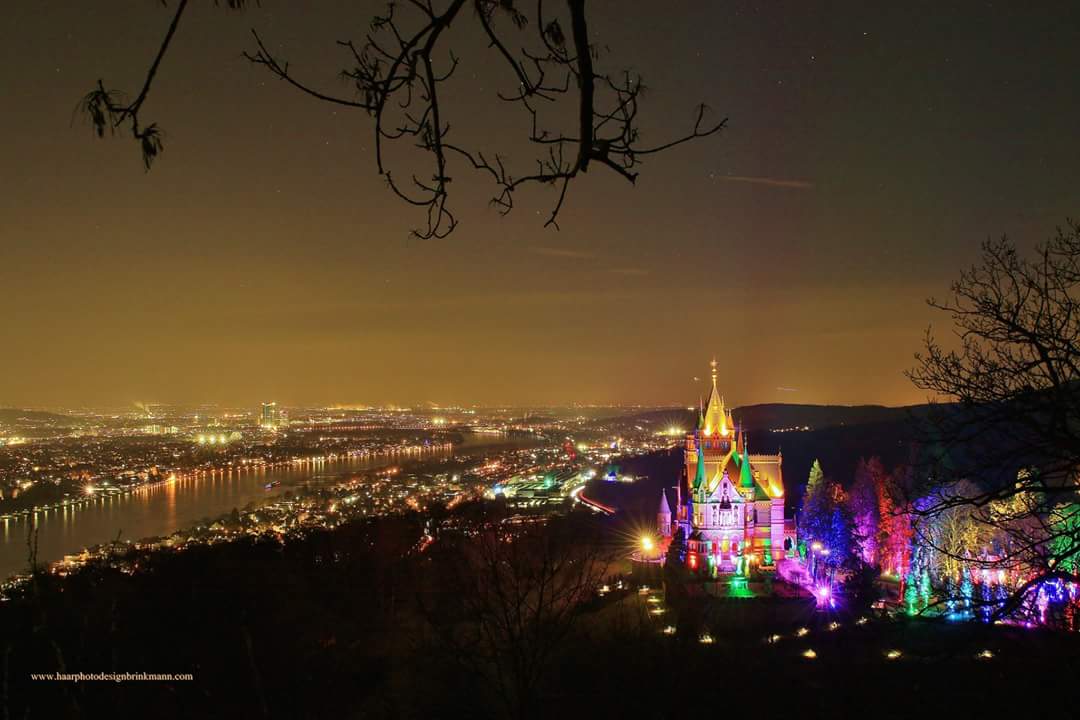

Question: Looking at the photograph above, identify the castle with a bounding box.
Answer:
[658,361,796,572]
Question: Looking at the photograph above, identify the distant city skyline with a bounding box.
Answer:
[0,387,927,413]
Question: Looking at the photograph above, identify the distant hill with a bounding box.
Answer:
[616,403,931,434]
[595,402,943,517]
[0,408,70,424]
[732,403,926,431]
[596,408,695,429]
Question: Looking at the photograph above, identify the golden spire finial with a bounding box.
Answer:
[703,358,726,436]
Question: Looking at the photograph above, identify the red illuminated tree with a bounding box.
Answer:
[877,465,912,579]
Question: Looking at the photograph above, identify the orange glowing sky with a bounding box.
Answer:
[2,1,1078,408]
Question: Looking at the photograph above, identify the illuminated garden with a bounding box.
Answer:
[619,355,1080,635]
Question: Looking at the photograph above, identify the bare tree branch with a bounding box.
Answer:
[81,0,726,238]
[907,220,1080,622]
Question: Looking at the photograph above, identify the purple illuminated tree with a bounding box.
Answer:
[848,457,883,565]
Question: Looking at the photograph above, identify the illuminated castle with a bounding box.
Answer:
[658,361,795,572]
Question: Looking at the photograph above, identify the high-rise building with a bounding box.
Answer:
[260,402,278,430]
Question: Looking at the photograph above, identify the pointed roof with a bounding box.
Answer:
[739,444,754,488]
[701,360,730,437]
[658,490,671,516]
[692,440,706,490]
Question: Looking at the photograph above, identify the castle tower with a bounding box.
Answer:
[657,490,672,537]
[681,360,787,568]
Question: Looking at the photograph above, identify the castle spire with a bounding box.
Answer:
[702,359,728,436]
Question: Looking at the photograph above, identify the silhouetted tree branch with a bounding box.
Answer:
[907,220,1080,620]
[81,0,725,238]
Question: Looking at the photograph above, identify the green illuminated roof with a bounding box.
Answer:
[739,445,754,488]
[692,441,706,490]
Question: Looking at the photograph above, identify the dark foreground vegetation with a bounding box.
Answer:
[1,500,1078,720]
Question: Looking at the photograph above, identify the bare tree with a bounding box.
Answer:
[907,220,1080,621]
[80,1,725,238]
[421,514,612,719]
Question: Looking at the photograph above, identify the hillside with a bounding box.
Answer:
[0,408,71,424]
[732,403,925,431]
[592,406,926,518]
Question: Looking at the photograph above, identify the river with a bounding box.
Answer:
[0,433,543,580]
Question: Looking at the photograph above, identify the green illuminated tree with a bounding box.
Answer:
[959,567,973,617]
[904,571,919,615]
[1049,503,1080,575]
[799,459,830,544]
[918,567,932,610]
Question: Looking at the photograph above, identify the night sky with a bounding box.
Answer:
[2,1,1078,409]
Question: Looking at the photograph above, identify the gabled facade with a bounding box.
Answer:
[658,361,795,571]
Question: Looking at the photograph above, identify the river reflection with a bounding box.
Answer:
[1,434,542,580]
